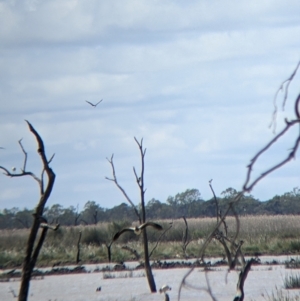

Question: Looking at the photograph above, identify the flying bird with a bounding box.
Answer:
[85,99,103,107]
[40,223,60,231]
[0,147,4,149]
[113,222,163,241]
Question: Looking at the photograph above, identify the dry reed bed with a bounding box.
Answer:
[1,215,300,268]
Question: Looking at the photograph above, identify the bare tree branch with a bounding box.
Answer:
[270,60,300,132]
[0,138,41,186]
[17,121,56,301]
[105,154,141,223]
[179,62,300,301]
[233,259,254,301]
[76,231,82,264]
[243,118,300,192]
[107,138,157,292]
[181,216,191,258]
[209,179,219,223]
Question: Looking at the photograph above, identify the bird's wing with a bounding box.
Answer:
[113,228,133,241]
[85,100,95,106]
[141,222,163,231]
[95,99,103,106]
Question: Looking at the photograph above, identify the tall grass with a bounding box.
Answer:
[1,215,300,268]
[263,287,300,301]
[284,273,300,289]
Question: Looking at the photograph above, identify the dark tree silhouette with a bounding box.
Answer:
[0,121,57,301]
[179,61,300,301]
[106,137,160,292]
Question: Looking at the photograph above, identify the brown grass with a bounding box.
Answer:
[1,215,300,268]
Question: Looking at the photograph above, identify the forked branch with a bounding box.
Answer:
[105,154,141,223]
[179,62,300,301]
[270,60,300,132]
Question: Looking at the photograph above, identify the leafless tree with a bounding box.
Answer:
[76,231,82,264]
[0,121,57,301]
[178,60,300,301]
[181,216,191,259]
[106,137,159,292]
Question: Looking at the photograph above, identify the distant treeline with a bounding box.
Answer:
[1,187,300,229]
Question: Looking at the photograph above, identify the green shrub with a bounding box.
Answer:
[81,228,106,246]
[289,241,300,252]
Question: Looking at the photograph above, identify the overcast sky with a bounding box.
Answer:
[0,1,300,211]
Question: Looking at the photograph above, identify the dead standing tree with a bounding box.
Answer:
[106,137,158,292]
[0,121,56,301]
[181,216,191,259]
[179,61,300,301]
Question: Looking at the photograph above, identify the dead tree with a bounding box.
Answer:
[181,216,191,259]
[0,121,56,301]
[76,231,82,264]
[179,61,300,301]
[105,240,114,263]
[74,204,81,226]
[106,137,159,292]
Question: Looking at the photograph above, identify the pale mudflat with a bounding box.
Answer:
[1,258,300,301]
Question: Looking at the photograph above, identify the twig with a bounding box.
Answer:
[209,179,219,223]
[270,60,300,132]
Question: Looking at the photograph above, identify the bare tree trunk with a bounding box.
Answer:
[106,137,159,292]
[143,230,156,292]
[18,122,56,301]
[105,243,112,262]
[137,138,156,292]
[0,121,56,301]
[76,231,82,264]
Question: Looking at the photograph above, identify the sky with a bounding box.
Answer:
[0,0,300,211]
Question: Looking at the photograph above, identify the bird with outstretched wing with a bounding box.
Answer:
[85,99,103,107]
[113,222,163,241]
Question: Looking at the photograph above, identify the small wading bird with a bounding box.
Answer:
[85,99,103,107]
[159,284,171,294]
[113,222,163,241]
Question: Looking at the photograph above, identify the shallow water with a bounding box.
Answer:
[1,256,300,301]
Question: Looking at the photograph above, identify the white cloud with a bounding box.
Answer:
[0,1,300,210]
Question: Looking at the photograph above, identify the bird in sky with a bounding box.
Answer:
[0,147,4,149]
[85,99,103,107]
[113,222,163,241]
